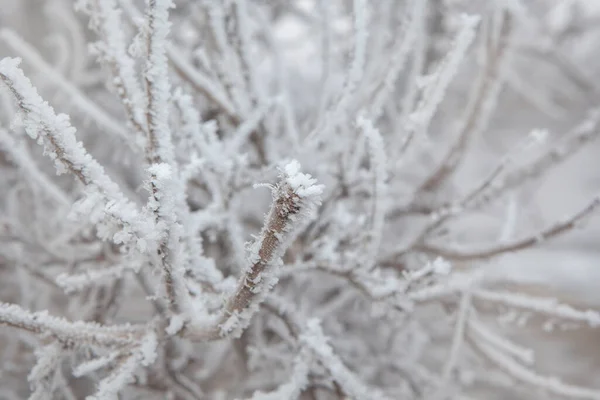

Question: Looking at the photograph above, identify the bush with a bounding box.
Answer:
[1,1,600,399]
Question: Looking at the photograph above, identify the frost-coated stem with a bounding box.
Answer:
[28,343,63,400]
[435,288,473,398]
[168,46,238,120]
[474,289,600,326]
[143,0,176,166]
[401,14,480,153]
[0,302,141,347]
[248,350,310,400]
[357,115,387,270]
[467,314,534,365]
[87,332,158,400]
[370,0,425,120]
[141,0,193,315]
[146,164,190,312]
[215,161,323,339]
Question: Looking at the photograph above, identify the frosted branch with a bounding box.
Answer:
[209,161,323,339]
[143,0,176,166]
[0,302,141,347]
[301,319,392,400]
[401,14,480,152]
[474,289,600,327]
[357,115,387,269]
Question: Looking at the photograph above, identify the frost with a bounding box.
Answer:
[283,160,325,198]
[1,2,600,399]
[139,332,158,366]
[219,311,241,337]
[73,352,120,377]
[432,257,452,275]
[165,314,186,335]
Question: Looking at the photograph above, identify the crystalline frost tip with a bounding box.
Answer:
[283,160,324,198]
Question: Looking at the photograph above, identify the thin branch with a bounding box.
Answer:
[416,195,600,261]
[143,0,176,166]
[0,302,141,347]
